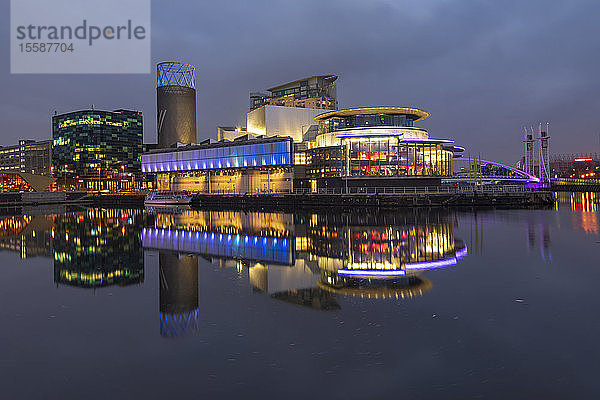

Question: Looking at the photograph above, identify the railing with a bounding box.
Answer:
[552,178,600,185]
[186,185,548,196]
[292,185,545,195]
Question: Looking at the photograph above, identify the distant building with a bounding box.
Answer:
[250,75,338,111]
[549,154,599,179]
[52,109,143,191]
[0,139,52,176]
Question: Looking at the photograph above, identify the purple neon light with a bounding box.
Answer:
[405,257,457,270]
[336,269,406,277]
[453,158,540,183]
[455,246,468,259]
[402,138,455,144]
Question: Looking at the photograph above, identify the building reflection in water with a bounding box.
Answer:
[0,214,54,258]
[52,209,145,288]
[142,209,469,305]
[305,213,467,300]
[0,208,148,283]
[158,252,199,338]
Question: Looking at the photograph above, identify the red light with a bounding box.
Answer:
[121,212,129,220]
[78,214,85,222]
[574,158,593,162]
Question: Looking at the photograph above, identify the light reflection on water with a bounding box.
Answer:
[0,207,470,337]
[0,193,599,398]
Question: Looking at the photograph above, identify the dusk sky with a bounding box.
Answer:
[2,0,600,163]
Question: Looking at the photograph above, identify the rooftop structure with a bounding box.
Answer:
[250,75,338,111]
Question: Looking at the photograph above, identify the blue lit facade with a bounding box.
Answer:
[141,138,292,173]
[141,136,294,193]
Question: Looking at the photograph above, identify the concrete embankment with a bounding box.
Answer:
[0,191,89,206]
[87,194,146,206]
[0,190,555,210]
[191,191,555,209]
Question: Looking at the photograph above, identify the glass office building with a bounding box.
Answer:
[52,109,143,190]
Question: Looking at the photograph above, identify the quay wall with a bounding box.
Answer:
[191,191,555,209]
[0,190,555,209]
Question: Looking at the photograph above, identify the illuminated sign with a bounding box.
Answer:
[58,118,124,129]
[574,158,593,162]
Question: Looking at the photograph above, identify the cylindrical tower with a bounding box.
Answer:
[156,62,197,148]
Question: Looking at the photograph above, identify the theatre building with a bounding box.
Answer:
[142,105,463,193]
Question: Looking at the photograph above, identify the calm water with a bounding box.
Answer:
[0,192,599,399]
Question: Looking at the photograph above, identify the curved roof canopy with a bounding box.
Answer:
[315,107,430,122]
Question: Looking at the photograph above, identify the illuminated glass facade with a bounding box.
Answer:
[312,108,460,180]
[141,138,292,173]
[343,138,454,177]
[318,113,416,134]
[52,109,143,180]
[306,146,343,178]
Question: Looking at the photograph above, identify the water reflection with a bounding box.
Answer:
[53,209,144,288]
[159,253,199,338]
[142,209,468,303]
[0,207,471,336]
[556,192,599,234]
[0,214,53,258]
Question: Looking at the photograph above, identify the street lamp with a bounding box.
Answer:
[64,164,68,190]
[121,165,126,191]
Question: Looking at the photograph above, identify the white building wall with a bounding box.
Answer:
[247,105,335,142]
